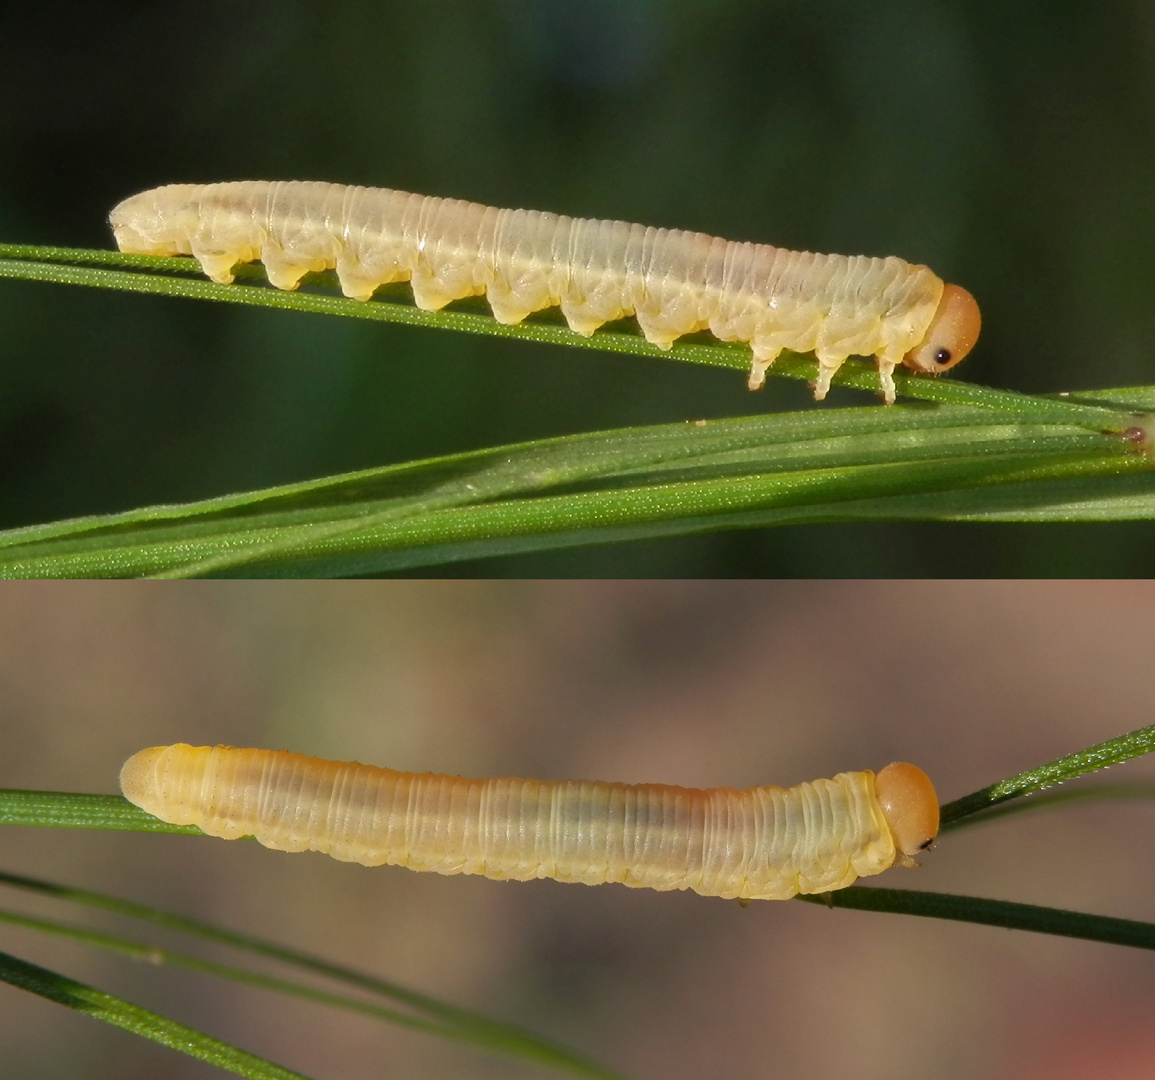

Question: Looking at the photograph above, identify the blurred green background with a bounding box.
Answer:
[3,0,1155,573]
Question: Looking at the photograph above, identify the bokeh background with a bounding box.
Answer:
[4,1,1155,573]
[2,581,1155,1080]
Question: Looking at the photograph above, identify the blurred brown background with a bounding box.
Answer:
[1,581,1154,1079]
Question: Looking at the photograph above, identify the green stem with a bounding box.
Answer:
[0,791,200,833]
[797,886,1155,949]
[939,722,1155,827]
[0,869,623,1080]
[940,780,1155,831]
[0,949,313,1080]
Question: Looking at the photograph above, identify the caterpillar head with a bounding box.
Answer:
[109,185,202,256]
[874,762,939,859]
[902,284,981,376]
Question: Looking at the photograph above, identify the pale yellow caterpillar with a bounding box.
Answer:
[109,182,981,404]
[119,745,939,901]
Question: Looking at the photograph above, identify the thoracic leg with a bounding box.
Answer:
[875,347,904,405]
[812,351,847,401]
[747,346,782,391]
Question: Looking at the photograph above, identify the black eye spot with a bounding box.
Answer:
[934,348,951,366]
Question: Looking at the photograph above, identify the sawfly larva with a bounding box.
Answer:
[109,181,981,404]
[119,745,939,900]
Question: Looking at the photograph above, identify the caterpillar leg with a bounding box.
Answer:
[635,304,700,350]
[562,313,604,336]
[560,278,634,336]
[486,296,535,324]
[335,258,383,302]
[812,350,847,401]
[191,249,241,285]
[875,349,902,406]
[747,345,783,390]
[260,243,311,292]
[485,280,539,325]
[409,270,456,311]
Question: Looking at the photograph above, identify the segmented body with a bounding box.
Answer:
[119,745,939,900]
[109,182,981,404]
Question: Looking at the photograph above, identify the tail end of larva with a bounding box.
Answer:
[120,744,178,819]
[874,762,939,859]
[903,284,981,376]
[109,185,202,257]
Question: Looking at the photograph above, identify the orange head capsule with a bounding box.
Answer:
[902,284,981,377]
[874,762,939,858]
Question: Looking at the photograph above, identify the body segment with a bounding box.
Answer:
[120,745,938,901]
[110,181,980,403]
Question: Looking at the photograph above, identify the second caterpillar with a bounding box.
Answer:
[119,744,939,901]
